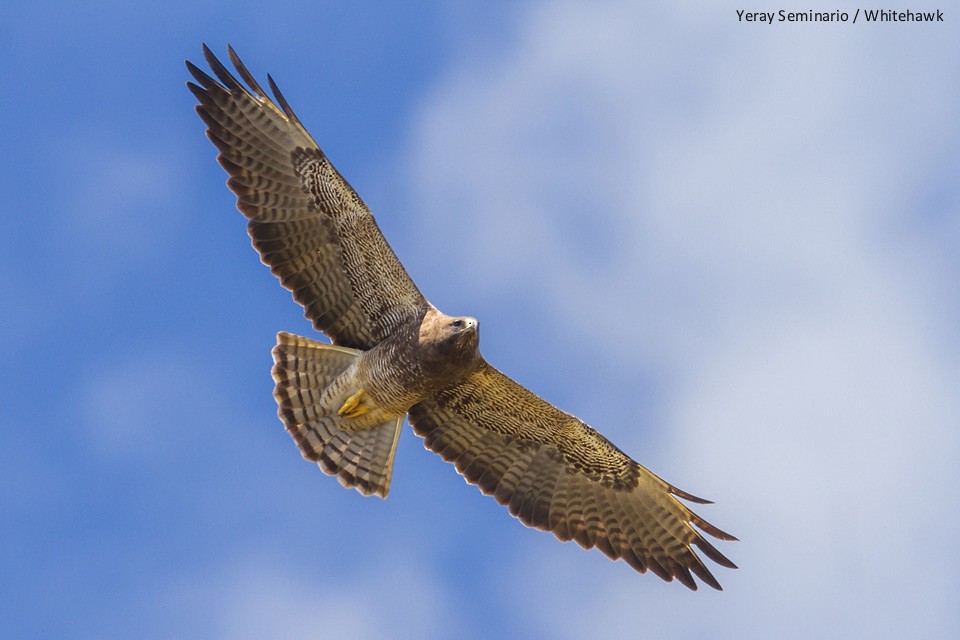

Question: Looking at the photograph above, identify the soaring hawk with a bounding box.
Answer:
[186,45,737,590]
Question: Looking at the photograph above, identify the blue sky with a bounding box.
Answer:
[3,1,959,638]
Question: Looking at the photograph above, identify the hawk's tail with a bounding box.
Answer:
[271,332,402,498]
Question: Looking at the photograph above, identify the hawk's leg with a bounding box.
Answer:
[338,389,371,418]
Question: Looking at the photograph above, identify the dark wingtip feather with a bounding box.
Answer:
[690,512,738,541]
[619,548,645,573]
[185,81,206,101]
[645,557,674,583]
[669,484,714,504]
[687,552,723,590]
[185,60,225,93]
[693,535,739,570]
[202,44,248,95]
[267,73,304,126]
[227,44,270,100]
[673,566,698,591]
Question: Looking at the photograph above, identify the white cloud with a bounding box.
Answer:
[401,1,960,637]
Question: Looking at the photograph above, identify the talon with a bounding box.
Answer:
[338,389,369,418]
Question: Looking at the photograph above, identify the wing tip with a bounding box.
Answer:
[267,73,304,126]
[189,43,310,139]
[668,483,714,504]
[690,511,738,542]
[228,44,270,100]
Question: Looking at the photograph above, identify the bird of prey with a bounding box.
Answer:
[186,45,737,590]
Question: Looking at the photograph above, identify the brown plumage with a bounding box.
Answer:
[187,44,737,590]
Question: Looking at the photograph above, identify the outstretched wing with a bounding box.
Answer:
[407,363,737,590]
[187,45,427,349]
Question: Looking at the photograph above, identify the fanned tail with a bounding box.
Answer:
[271,332,402,498]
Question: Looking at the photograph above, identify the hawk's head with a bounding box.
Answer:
[418,310,481,374]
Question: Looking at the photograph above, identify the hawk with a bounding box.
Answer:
[186,45,737,590]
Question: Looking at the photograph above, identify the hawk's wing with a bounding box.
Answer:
[187,45,427,349]
[407,362,737,590]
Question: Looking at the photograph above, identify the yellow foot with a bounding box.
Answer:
[337,389,370,418]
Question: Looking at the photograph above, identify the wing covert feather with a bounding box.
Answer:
[407,363,737,590]
[187,45,426,349]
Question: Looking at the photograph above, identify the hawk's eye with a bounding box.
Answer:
[451,319,464,329]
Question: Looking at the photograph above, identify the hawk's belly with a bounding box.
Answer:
[331,344,428,429]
